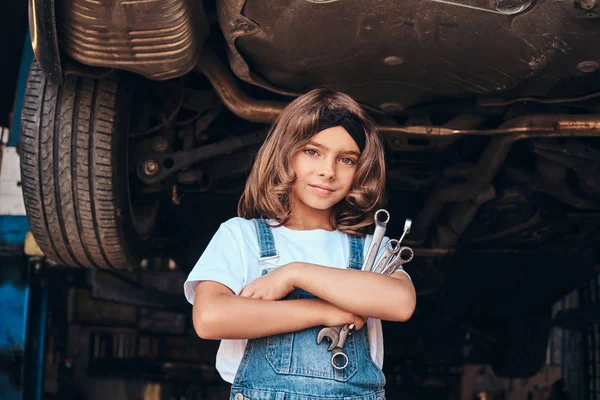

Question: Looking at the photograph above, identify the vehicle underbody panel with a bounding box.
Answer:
[220,0,600,111]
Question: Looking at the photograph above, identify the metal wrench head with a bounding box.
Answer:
[397,218,413,245]
[386,239,400,253]
[374,209,390,228]
[317,326,341,351]
[372,239,400,273]
[398,246,414,263]
[335,324,353,349]
[382,246,414,275]
[362,209,390,271]
[331,348,349,370]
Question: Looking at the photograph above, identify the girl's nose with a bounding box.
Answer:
[318,158,336,179]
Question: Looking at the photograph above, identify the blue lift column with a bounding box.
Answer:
[0,32,48,400]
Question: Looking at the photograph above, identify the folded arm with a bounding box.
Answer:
[192,281,367,340]
[240,262,416,322]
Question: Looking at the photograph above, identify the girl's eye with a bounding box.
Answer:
[340,157,357,165]
[304,148,319,156]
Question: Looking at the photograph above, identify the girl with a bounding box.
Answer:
[184,89,416,400]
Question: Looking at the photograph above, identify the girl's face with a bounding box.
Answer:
[290,126,360,217]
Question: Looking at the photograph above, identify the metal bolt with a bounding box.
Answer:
[380,102,406,113]
[383,56,404,66]
[152,137,168,153]
[577,60,600,73]
[141,159,160,177]
[493,0,531,14]
[579,0,597,10]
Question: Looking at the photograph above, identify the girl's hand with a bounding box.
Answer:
[239,264,295,300]
[318,300,368,330]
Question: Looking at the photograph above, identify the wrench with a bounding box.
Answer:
[379,218,413,275]
[317,324,354,370]
[317,325,343,351]
[372,239,400,274]
[382,246,414,276]
[397,218,412,245]
[362,209,390,272]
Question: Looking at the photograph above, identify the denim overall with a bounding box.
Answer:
[229,219,386,400]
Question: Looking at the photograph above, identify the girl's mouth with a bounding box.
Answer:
[310,184,335,195]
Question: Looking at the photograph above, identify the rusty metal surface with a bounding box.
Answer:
[197,50,600,137]
[57,0,207,80]
[197,49,286,123]
[218,0,600,112]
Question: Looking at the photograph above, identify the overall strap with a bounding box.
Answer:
[348,235,364,270]
[252,218,279,262]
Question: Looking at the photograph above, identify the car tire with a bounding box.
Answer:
[20,61,149,269]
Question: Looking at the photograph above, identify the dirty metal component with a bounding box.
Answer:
[531,139,600,185]
[467,210,543,243]
[218,0,600,111]
[381,116,600,137]
[177,170,205,185]
[178,150,256,191]
[152,137,169,153]
[140,159,160,178]
[478,91,600,107]
[215,0,300,97]
[503,164,600,212]
[578,0,598,10]
[534,159,600,210]
[577,61,600,73]
[29,0,62,84]
[197,54,600,139]
[529,140,600,202]
[435,185,497,247]
[197,50,286,123]
[427,0,531,14]
[137,131,267,185]
[493,0,532,13]
[57,0,207,80]
[406,115,600,246]
[387,115,485,154]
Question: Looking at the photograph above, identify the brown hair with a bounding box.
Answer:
[237,88,386,235]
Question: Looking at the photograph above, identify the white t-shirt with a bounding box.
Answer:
[183,217,410,384]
